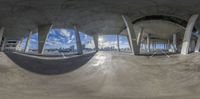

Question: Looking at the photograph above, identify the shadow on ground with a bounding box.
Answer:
[5,52,95,75]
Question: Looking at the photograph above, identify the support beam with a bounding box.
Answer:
[137,27,143,52]
[137,27,144,45]
[153,42,156,51]
[147,34,150,52]
[126,35,131,51]
[167,39,170,50]
[93,34,99,52]
[1,37,6,51]
[38,24,52,54]
[144,40,147,50]
[164,43,166,50]
[181,14,199,55]
[173,34,177,52]
[122,15,139,55]
[195,34,200,52]
[15,40,21,51]
[117,34,120,52]
[74,25,83,55]
[190,40,196,52]
[0,27,5,44]
[24,31,32,53]
[18,38,24,51]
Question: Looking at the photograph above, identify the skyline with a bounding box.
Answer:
[20,29,130,50]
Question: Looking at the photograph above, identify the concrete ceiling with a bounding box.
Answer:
[0,0,200,39]
[133,20,185,39]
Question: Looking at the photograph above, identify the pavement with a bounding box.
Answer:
[1,51,200,99]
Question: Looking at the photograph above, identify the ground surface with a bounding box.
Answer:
[1,51,200,99]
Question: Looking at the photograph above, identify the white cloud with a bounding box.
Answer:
[52,37,60,41]
[31,39,37,42]
[99,41,117,48]
[84,34,88,40]
[67,39,73,44]
[46,40,62,46]
[71,35,75,40]
[60,29,70,37]
[85,40,95,49]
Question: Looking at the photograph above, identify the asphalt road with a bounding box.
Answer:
[1,51,200,99]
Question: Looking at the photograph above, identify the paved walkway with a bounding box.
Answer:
[0,52,200,99]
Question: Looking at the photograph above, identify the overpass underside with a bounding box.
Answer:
[1,0,200,99]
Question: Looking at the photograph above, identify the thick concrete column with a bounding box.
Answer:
[18,38,24,51]
[126,35,131,50]
[190,40,196,52]
[167,39,170,50]
[0,27,5,44]
[137,27,143,52]
[1,37,6,51]
[93,34,99,52]
[122,15,139,55]
[153,42,156,51]
[15,40,21,51]
[117,34,120,52]
[144,40,147,50]
[147,34,150,52]
[195,34,200,52]
[38,24,52,54]
[137,27,144,45]
[181,14,199,55]
[74,25,83,55]
[173,34,177,52]
[24,31,32,53]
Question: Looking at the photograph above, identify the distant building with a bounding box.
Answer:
[4,40,17,52]
[82,44,86,50]
[70,45,75,52]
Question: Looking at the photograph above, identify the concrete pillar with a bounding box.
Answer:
[126,35,131,50]
[144,40,147,50]
[117,34,120,52]
[173,34,177,52]
[1,37,6,51]
[137,27,144,45]
[195,34,200,52]
[38,24,52,54]
[147,34,150,52]
[181,14,199,55]
[74,25,83,55]
[24,31,32,53]
[15,40,21,51]
[153,42,156,51]
[93,34,99,52]
[18,38,24,51]
[122,15,140,55]
[167,39,170,50]
[164,43,166,50]
[190,40,196,52]
[137,27,143,52]
[164,42,168,50]
[0,27,5,44]
[150,41,153,51]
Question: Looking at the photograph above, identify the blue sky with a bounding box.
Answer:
[21,29,130,50]
[98,35,130,49]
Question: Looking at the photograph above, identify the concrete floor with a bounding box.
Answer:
[1,52,200,99]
